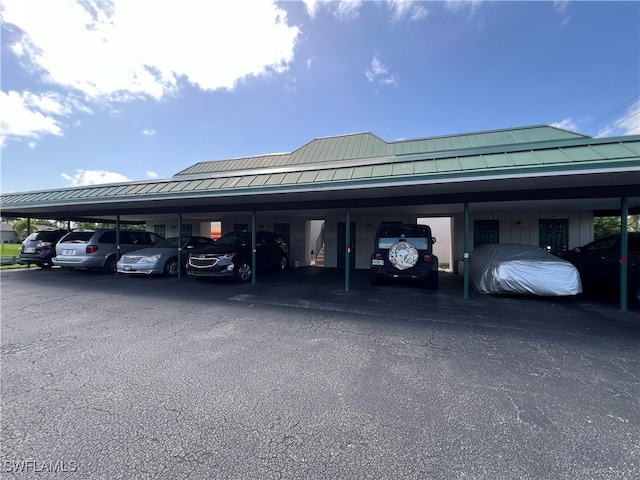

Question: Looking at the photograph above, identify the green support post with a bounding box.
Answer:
[178,213,183,279]
[251,211,256,285]
[620,197,628,311]
[345,207,351,292]
[116,215,121,265]
[463,203,469,299]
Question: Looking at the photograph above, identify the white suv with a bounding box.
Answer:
[53,229,163,273]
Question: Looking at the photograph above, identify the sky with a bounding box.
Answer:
[1,0,639,194]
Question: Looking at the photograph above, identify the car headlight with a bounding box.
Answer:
[141,254,161,263]
[220,253,237,261]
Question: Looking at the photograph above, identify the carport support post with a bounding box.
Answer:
[463,203,470,299]
[251,211,257,284]
[620,197,628,311]
[345,207,351,292]
[26,218,32,269]
[178,213,183,279]
[116,216,121,261]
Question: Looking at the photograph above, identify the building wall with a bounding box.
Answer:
[451,210,593,268]
[143,209,594,271]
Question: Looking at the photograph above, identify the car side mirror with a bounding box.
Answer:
[573,247,581,253]
[432,237,437,244]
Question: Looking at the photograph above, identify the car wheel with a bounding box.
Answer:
[631,280,640,306]
[425,270,439,290]
[104,256,118,274]
[370,269,382,285]
[278,255,288,271]
[235,261,252,282]
[164,258,179,276]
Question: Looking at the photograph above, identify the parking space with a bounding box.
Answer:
[1,267,639,479]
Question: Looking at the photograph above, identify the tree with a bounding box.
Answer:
[11,219,37,238]
[594,215,640,239]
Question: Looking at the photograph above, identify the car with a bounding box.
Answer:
[467,243,582,296]
[53,229,164,273]
[186,230,288,282]
[369,223,439,289]
[18,229,67,268]
[116,236,215,276]
[558,233,640,304]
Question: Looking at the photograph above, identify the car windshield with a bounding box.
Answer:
[215,232,250,246]
[153,237,181,249]
[377,226,431,249]
[60,231,94,243]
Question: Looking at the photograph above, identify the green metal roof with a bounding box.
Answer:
[174,125,588,176]
[2,132,637,211]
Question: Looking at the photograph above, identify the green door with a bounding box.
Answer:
[474,220,499,248]
[539,219,568,255]
[337,222,356,269]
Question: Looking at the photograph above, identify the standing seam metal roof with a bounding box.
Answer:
[174,125,588,177]
[1,134,637,208]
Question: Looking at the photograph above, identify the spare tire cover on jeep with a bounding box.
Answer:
[388,241,419,270]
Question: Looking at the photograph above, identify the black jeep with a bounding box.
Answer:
[369,223,438,289]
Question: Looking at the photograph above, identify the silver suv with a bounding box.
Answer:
[53,229,163,273]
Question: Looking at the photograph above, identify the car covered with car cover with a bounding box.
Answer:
[370,223,438,289]
[468,243,582,296]
[186,230,288,282]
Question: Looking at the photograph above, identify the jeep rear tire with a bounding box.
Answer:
[425,270,439,290]
[388,241,419,270]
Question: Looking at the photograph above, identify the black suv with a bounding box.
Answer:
[559,233,640,305]
[186,230,288,282]
[370,223,438,289]
[18,229,67,268]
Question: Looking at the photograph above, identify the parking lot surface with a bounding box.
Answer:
[1,267,639,479]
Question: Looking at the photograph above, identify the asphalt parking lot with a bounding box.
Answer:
[1,267,639,479]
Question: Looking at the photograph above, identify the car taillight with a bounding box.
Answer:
[375,253,383,260]
[423,255,431,263]
[86,245,99,254]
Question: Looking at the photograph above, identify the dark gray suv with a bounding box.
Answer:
[186,230,288,282]
[18,229,68,268]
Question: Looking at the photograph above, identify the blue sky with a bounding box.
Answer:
[1,0,639,194]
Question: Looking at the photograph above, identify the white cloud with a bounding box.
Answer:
[303,0,362,20]
[61,169,130,187]
[388,1,428,23]
[2,0,300,101]
[146,171,158,178]
[553,0,572,26]
[142,129,157,137]
[304,0,427,22]
[551,118,579,133]
[0,90,64,145]
[365,54,398,87]
[595,103,640,138]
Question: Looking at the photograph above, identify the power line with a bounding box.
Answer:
[582,95,639,135]
[594,108,640,137]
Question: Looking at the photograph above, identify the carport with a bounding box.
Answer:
[1,125,638,309]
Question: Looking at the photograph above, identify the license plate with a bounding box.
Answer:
[372,259,384,266]
[24,247,35,253]
[62,249,75,255]
[124,265,132,271]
